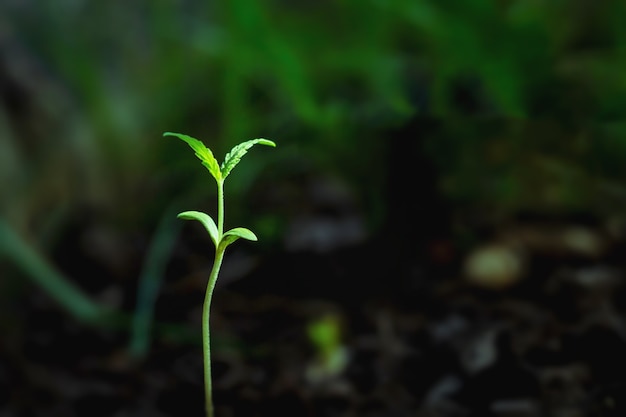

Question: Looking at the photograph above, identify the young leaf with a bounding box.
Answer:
[221,139,276,179]
[219,227,258,249]
[164,132,222,182]
[177,211,220,248]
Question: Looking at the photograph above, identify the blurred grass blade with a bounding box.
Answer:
[0,218,108,324]
[0,218,198,345]
[129,206,182,358]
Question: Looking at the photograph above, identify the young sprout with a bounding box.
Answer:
[305,313,349,384]
[165,132,276,417]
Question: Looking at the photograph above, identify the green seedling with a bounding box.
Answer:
[165,132,275,417]
[305,313,349,384]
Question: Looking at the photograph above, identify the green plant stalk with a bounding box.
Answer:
[217,179,225,236]
[203,178,225,417]
[203,245,224,417]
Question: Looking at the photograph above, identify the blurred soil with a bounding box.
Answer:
[3,189,626,417]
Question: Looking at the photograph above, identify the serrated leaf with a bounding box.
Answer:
[219,227,258,249]
[177,211,219,248]
[164,132,222,182]
[221,139,276,179]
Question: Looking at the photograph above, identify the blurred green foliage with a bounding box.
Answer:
[1,0,626,357]
[2,0,626,242]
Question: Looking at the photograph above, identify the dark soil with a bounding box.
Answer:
[2,118,625,417]
[3,210,626,417]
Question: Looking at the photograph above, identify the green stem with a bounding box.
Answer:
[203,247,225,417]
[217,179,225,236]
[203,178,227,417]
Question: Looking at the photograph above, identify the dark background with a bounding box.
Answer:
[2,1,626,416]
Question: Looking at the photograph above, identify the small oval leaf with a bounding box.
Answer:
[177,211,219,248]
[219,227,258,249]
[221,139,276,179]
[164,132,222,182]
